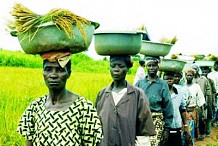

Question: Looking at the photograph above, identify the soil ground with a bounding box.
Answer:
[195,126,218,146]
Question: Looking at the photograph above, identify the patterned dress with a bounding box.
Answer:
[17,95,103,146]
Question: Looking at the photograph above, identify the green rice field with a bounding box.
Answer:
[0,66,134,145]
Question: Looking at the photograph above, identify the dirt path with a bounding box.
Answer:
[195,127,218,146]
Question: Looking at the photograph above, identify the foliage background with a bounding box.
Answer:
[0,49,142,74]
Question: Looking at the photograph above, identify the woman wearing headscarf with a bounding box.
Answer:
[135,57,174,146]
[184,69,205,141]
[95,55,155,146]
[191,64,211,140]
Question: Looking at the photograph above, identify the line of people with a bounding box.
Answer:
[134,58,218,146]
[17,53,218,146]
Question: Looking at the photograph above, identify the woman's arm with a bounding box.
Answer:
[26,140,33,146]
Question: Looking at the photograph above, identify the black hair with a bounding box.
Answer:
[174,72,183,78]
[163,72,175,78]
[110,55,133,69]
[200,66,211,72]
[139,60,145,66]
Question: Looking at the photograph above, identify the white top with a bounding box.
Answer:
[173,84,191,102]
[207,71,218,93]
[112,88,127,105]
[186,83,205,107]
[134,66,145,85]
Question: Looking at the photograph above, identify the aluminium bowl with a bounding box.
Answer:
[140,40,173,57]
[94,31,143,56]
[12,21,99,54]
[159,59,186,73]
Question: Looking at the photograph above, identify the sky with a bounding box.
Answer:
[0,0,218,60]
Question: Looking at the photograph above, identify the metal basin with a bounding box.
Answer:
[14,22,99,54]
[140,40,173,57]
[159,59,186,73]
[94,31,142,56]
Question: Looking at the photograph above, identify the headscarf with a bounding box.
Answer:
[185,68,196,75]
[145,56,160,65]
[110,55,133,69]
[191,63,202,75]
[40,51,71,68]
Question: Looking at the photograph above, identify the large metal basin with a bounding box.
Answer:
[159,59,186,73]
[94,31,142,56]
[140,40,173,56]
[14,22,99,54]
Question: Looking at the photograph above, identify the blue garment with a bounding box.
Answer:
[170,87,186,128]
[135,76,173,129]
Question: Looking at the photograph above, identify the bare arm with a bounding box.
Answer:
[181,111,188,125]
[26,140,33,146]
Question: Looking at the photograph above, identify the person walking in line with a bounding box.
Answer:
[163,72,191,146]
[95,55,156,146]
[207,61,218,127]
[184,69,205,142]
[191,64,211,140]
[135,57,174,146]
[17,51,103,146]
[133,60,146,85]
[200,66,216,137]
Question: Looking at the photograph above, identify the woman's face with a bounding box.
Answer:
[110,59,128,81]
[185,72,194,82]
[43,60,70,90]
[174,73,182,84]
[146,61,158,76]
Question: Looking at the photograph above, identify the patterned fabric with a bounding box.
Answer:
[17,95,103,146]
[187,108,200,139]
[150,113,164,146]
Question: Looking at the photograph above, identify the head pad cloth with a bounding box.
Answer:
[185,68,196,75]
[145,56,160,65]
[40,51,71,68]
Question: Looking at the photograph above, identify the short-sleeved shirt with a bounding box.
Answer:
[173,84,191,103]
[170,87,186,129]
[17,95,103,146]
[185,83,205,107]
[135,76,174,129]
